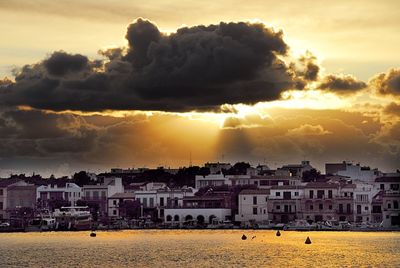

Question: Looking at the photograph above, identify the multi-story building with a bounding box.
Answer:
[381,190,400,227]
[37,183,82,209]
[0,179,36,219]
[353,181,378,223]
[335,184,355,222]
[235,189,270,226]
[268,185,304,223]
[325,161,381,183]
[302,182,339,222]
[82,177,124,216]
[108,192,136,218]
[279,160,313,177]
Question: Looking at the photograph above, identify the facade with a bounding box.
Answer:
[326,161,381,183]
[279,160,313,177]
[302,182,339,222]
[37,183,82,208]
[353,181,378,223]
[0,179,35,219]
[82,177,124,216]
[195,174,231,189]
[108,192,136,218]
[269,186,304,223]
[235,189,270,226]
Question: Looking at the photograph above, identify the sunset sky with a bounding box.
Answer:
[0,0,399,176]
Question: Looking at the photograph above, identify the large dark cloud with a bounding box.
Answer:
[0,19,302,112]
[318,74,367,94]
[369,68,400,96]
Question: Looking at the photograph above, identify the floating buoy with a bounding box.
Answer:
[276,230,281,237]
[305,236,312,244]
[90,232,96,237]
[241,234,247,240]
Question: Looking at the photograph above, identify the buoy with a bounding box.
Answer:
[90,232,96,237]
[241,234,247,240]
[276,230,281,237]
[305,236,312,244]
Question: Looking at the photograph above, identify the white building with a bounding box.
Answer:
[37,183,82,207]
[353,180,379,223]
[195,174,231,189]
[235,189,270,226]
[326,161,381,183]
[164,208,231,226]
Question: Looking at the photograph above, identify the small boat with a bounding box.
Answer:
[53,206,92,231]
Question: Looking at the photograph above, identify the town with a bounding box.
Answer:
[0,160,399,232]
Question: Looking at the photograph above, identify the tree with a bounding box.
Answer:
[73,171,91,186]
[119,200,141,219]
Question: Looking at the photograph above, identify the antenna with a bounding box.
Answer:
[189,151,192,167]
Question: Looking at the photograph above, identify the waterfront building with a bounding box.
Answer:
[164,195,231,226]
[37,183,82,208]
[353,181,378,223]
[335,184,355,222]
[0,178,36,219]
[235,189,270,226]
[108,192,136,218]
[82,177,124,216]
[269,185,305,223]
[302,182,339,222]
[195,174,232,189]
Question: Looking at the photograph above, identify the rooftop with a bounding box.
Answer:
[239,189,271,195]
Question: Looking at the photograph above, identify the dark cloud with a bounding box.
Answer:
[44,51,89,77]
[318,74,367,93]
[0,19,301,112]
[298,52,320,81]
[369,68,400,96]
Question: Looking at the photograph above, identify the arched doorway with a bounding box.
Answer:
[185,215,193,221]
[174,215,180,222]
[166,215,172,222]
[197,215,205,225]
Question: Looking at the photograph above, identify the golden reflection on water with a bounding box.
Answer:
[0,230,399,267]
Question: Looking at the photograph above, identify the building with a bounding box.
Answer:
[381,190,400,227]
[335,184,355,222]
[82,177,124,216]
[235,189,270,226]
[108,192,136,218]
[353,181,377,223]
[0,179,36,219]
[325,161,381,183]
[164,195,231,226]
[37,183,82,209]
[195,174,231,189]
[302,182,339,222]
[279,160,313,177]
[269,185,305,223]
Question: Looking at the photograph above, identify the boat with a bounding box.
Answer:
[207,219,234,229]
[53,206,92,231]
[25,217,56,232]
[285,220,315,231]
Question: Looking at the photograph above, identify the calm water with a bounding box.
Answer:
[0,230,399,267]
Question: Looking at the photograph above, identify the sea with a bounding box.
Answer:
[0,230,399,267]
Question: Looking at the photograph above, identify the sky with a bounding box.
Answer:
[0,0,399,176]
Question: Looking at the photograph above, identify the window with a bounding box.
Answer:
[317,190,324,199]
[93,191,99,199]
[276,205,280,210]
[101,191,106,198]
[253,207,258,215]
[388,203,392,209]
[319,204,323,210]
[390,184,399,190]
[310,205,313,210]
[253,196,257,205]
[365,206,368,211]
[328,190,333,199]
[160,197,164,207]
[380,184,384,190]
[295,192,299,196]
[309,190,314,198]
[276,192,281,197]
[149,198,154,207]
[339,204,343,213]
[0,202,3,210]
[329,205,332,210]
[344,192,348,197]
[357,205,361,214]
[0,189,3,195]
[263,209,266,214]
[113,210,117,215]
[113,200,117,205]
[142,198,147,207]
[265,197,268,202]
[394,201,399,209]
